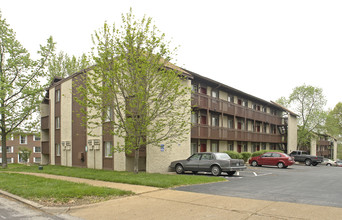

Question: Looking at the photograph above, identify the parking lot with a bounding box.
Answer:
[174,164,342,208]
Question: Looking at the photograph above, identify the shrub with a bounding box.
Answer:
[251,150,284,157]
[241,152,252,162]
[225,151,242,159]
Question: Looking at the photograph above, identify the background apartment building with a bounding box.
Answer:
[311,133,338,160]
[0,134,41,164]
[41,67,298,173]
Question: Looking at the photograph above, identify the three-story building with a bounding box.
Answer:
[40,66,298,173]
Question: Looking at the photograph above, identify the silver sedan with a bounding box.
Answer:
[169,152,246,176]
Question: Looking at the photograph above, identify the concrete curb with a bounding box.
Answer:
[0,189,71,214]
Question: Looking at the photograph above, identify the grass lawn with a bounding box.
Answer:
[0,172,133,206]
[1,164,226,188]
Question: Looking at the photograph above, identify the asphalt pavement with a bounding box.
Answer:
[175,164,342,208]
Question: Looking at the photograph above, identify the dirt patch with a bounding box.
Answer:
[33,195,124,207]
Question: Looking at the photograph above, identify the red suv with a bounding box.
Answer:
[249,152,295,168]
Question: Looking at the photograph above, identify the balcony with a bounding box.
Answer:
[191,124,284,143]
[41,141,50,154]
[191,93,283,125]
[318,140,331,146]
[41,116,49,130]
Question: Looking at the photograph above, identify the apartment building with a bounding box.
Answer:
[188,70,298,156]
[41,66,298,173]
[310,133,337,160]
[0,134,42,164]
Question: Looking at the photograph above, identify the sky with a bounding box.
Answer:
[1,0,341,110]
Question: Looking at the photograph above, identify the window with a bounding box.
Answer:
[261,153,272,157]
[34,157,41,163]
[211,115,219,127]
[201,153,212,160]
[55,117,60,129]
[6,146,13,153]
[104,141,113,158]
[228,117,234,129]
[191,112,198,124]
[228,95,234,103]
[228,142,234,151]
[262,144,266,150]
[243,144,248,152]
[211,142,218,152]
[56,143,61,156]
[189,154,201,161]
[191,142,198,154]
[56,90,61,102]
[252,144,258,152]
[211,90,218,98]
[20,135,27,144]
[7,158,14,163]
[191,84,198,93]
[33,146,41,153]
[33,135,40,141]
[105,106,113,122]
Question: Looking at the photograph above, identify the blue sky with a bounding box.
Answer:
[1,0,341,109]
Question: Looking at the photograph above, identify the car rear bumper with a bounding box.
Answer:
[222,166,247,172]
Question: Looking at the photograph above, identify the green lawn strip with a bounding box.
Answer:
[0,172,133,204]
[1,164,226,188]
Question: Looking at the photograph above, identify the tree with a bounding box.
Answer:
[326,102,342,138]
[18,147,31,164]
[283,84,327,150]
[47,51,90,83]
[0,11,55,168]
[76,9,191,173]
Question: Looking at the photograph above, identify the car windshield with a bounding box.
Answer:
[214,153,231,160]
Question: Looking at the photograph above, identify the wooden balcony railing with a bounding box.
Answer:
[191,124,284,143]
[191,93,282,125]
[318,140,331,146]
[41,116,49,130]
[41,141,50,154]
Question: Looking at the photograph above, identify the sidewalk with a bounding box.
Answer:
[3,172,342,220]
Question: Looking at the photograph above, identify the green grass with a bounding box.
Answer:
[0,172,133,204]
[1,164,225,188]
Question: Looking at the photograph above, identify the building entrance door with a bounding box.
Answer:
[200,144,207,152]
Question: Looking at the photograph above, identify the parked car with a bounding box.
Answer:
[169,152,246,176]
[336,160,342,167]
[289,150,323,166]
[322,158,336,166]
[249,152,295,168]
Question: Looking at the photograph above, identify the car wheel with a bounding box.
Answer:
[277,162,285,168]
[211,165,221,176]
[192,171,198,174]
[312,162,318,166]
[305,159,312,166]
[326,163,332,166]
[251,160,258,167]
[227,171,236,176]
[175,164,184,174]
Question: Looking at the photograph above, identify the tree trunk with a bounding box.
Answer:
[133,147,140,174]
[1,132,7,169]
